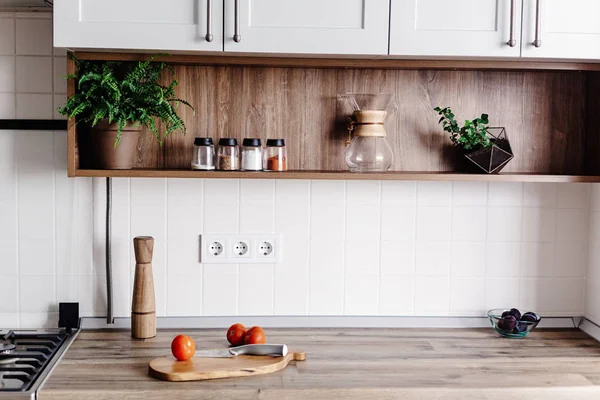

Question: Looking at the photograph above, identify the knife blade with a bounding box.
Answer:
[195,344,288,358]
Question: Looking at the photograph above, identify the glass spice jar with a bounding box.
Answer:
[264,139,287,171]
[241,138,263,171]
[191,137,215,170]
[217,138,240,171]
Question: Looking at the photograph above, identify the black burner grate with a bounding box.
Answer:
[0,331,68,392]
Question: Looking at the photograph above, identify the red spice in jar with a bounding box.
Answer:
[267,155,287,171]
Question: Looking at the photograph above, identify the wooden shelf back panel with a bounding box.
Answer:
[67,54,594,178]
[125,66,587,174]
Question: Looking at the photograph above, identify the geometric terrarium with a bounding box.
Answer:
[464,127,513,174]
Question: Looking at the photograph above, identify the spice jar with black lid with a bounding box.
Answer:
[241,138,263,171]
[217,138,240,171]
[263,139,287,171]
[191,137,215,170]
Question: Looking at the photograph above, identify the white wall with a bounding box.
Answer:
[96,179,588,320]
[0,11,94,328]
[585,185,600,324]
[0,12,592,328]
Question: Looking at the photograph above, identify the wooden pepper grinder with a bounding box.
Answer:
[132,236,156,339]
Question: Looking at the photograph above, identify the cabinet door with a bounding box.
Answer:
[54,0,223,52]
[522,0,600,59]
[389,0,521,57]
[223,0,390,55]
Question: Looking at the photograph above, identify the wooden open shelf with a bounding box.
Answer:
[72,169,600,183]
[67,52,600,182]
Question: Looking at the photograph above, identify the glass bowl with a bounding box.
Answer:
[487,309,541,338]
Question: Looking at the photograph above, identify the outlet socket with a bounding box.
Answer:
[232,239,251,258]
[200,235,229,263]
[253,235,281,262]
[200,234,281,264]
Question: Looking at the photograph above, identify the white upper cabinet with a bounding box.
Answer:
[53,0,223,51]
[389,0,522,57]
[223,0,390,55]
[522,0,600,59]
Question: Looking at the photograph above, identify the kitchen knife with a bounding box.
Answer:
[195,344,288,358]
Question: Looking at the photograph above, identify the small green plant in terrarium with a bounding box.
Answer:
[434,106,491,151]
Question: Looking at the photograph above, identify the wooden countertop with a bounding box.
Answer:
[39,328,600,400]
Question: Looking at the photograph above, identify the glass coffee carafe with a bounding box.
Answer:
[339,93,396,172]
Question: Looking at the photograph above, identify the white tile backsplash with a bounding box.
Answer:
[16,93,53,119]
[452,182,488,206]
[487,207,522,242]
[0,13,596,327]
[380,241,415,275]
[345,274,379,315]
[15,17,52,56]
[238,265,274,315]
[0,56,16,92]
[488,182,523,206]
[417,181,452,206]
[0,93,16,118]
[450,278,485,315]
[521,208,556,243]
[379,276,414,315]
[524,183,557,208]
[415,277,449,315]
[381,206,415,241]
[0,18,15,55]
[16,56,52,93]
[416,206,451,241]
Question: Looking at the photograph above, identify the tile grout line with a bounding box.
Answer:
[411,182,417,316]
[483,182,490,310]
[342,181,347,315]
[236,179,241,316]
[271,180,275,316]
[12,15,17,118]
[306,180,312,315]
[199,179,205,317]
[376,180,383,316]
[446,183,453,315]
[163,178,168,317]
[201,179,207,316]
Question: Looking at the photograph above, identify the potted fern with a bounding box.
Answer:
[434,107,513,174]
[59,56,193,169]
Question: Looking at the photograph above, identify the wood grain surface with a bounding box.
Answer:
[73,51,600,72]
[67,59,590,176]
[39,328,600,400]
[70,169,600,182]
[131,237,156,339]
[149,351,306,382]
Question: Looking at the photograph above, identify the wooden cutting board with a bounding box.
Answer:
[149,351,306,382]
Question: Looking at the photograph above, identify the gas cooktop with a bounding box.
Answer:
[0,329,78,399]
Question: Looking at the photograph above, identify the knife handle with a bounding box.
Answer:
[230,344,288,357]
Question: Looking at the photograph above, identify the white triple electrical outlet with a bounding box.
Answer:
[200,234,282,264]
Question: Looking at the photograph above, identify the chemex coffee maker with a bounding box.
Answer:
[340,93,397,172]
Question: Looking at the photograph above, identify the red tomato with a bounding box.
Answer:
[244,326,266,345]
[227,323,247,346]
[171,334,196,361]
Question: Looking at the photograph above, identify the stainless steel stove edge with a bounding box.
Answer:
[32,330,79,400]
[0,329,80,400]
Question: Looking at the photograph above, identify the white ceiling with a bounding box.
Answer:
[0,0,50,8]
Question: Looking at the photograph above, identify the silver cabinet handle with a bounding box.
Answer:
[233,0,241,42]
[507,0,517,47]
[205,0,213,42]
[533,0,542,47]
